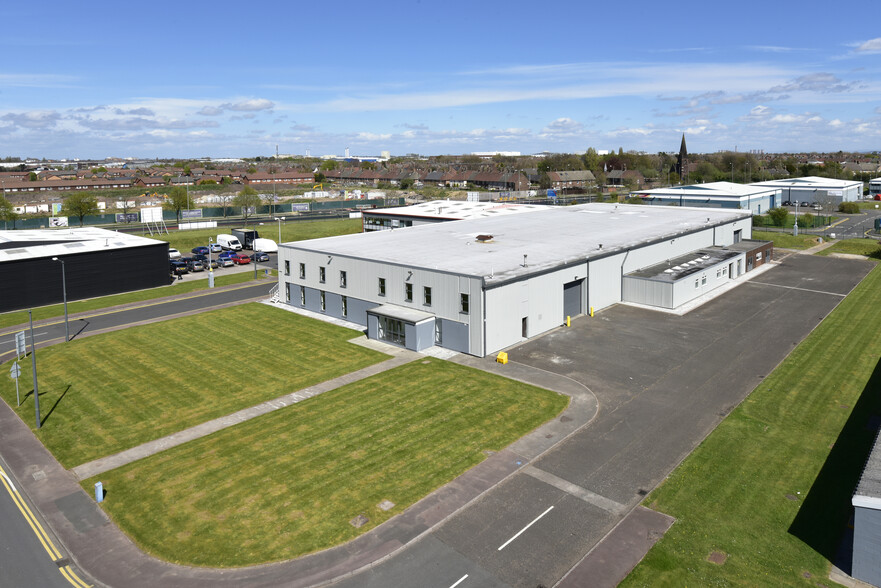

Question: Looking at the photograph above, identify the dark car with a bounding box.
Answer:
[253,251,270,262]
[231,253,251,265]
[218,250,237,261]
[170,260,188,275]
[192,246,210,255]
[782,200,792,206]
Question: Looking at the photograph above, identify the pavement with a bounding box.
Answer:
[0,248,876,588]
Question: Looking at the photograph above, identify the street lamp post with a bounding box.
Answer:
[793,201,800,236]
[51,257,69,342]
[276,217,285,244]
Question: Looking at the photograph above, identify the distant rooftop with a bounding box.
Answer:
[365,200,548,220]
[636,181,776,199]
[752,176,863,189]
[0,227,165,263]
[287,203,752,286]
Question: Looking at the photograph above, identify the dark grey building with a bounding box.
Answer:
[853,433,881,587]
[0,228,170,313]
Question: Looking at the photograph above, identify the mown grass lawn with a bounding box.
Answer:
[817,237,881,260]
[752,230,821,250]
[621,263,881,587]
[82,358,568,567]
[0,304,387,468]
[150,218,362,254]
[0,272,272,330]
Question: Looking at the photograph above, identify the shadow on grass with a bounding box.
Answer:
[788,357,881,570]
[40,384,71,427]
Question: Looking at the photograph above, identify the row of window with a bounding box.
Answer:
[284,260,469,313]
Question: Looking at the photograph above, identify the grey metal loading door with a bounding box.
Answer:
[563,279,583,319]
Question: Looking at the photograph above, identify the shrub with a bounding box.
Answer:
[838,201,860,214]
[768,207,789,227]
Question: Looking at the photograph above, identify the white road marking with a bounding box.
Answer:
[522,465,626,514]
[448,574,469,588]
[746,281,846,297]
[1,331,47,345]
[497,505,554,551]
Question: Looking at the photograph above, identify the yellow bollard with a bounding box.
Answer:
[590,307,594,317]
[566,315,571,327]
[496,352,508,364]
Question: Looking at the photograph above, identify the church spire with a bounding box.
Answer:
[677,134,688,184]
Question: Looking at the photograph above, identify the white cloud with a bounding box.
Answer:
[224,99,274,112]
[1,110,62,129]
[542,118,584,135]
[856,37,881,53]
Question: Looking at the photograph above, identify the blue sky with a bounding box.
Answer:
[2,0,880,159]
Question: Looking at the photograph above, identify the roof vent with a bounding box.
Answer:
[475,234,493,242]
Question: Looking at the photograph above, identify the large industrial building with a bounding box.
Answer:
[750,176,863,205]
[633,181,780,214]
[852,433,881,586]
[0,227,169,312]
[361,200,547,232]
[278,203,766,357]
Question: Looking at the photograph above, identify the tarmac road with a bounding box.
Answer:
[0,280,274,363]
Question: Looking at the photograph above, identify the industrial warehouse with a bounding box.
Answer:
[278,203,767,357]
[634,181,780,214]
[0,227,169,313]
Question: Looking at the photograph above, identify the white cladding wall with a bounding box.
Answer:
[278,245,483,352]
[484,263,587,355]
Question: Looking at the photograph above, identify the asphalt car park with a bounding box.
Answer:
[338,254,874,588]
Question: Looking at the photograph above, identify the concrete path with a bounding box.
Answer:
[71,348,418,480]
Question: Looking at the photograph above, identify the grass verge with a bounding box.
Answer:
[816,237,881,260]
[752,230,821,250]
[82,358,568,567]
[0,272,271,330]
[0,304,387,468]
[621,263,881,587]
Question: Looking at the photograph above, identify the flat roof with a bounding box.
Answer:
[0,227,166,262]
[285,203,752,286]
[751,176,863,189]
[626,248,741,282]
[636,181,776,200]
[854,432,881,509]
[363,200,548,221]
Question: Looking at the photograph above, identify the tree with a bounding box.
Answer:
[163,186,189,223]
[314,172,326,184]
[61,192,98,226]
[767,207,789,227]
[233,186,260,221]
[116,194,133,222]
[218,192,234,218]
[319,160,338,171]
[0,194,19,229]
[28,171,37,181]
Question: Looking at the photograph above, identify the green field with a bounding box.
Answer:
[752,230,821,250]
[0,304,387,467]
[82,358,567,566]
[0,272,272,330]
[622,263,881,587]
[146,217,361,253]
[817,237,881,260]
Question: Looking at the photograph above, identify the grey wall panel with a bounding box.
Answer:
[853,506,881,586]
[325,292,342,319]
[440,319,470,353]
[346,297,374,326]
[414,320,435,351]
[404,323,417,351]
[367,313,379,341]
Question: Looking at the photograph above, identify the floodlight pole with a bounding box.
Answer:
[51,257,69,342]
[276,217,284,244]
[793,201,799,236]
[28,310,41,429]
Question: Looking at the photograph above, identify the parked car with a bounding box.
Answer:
[253,251,270,262]
[209,243,223,253]
[781,200,792,207]
[204,258,219,270]
[217,234,243,251]
[168,248,182,259]
[170,260,188,275]
[218,250,237,261]
[812,204,822,211]
[186,259,205,272]
[217,257,235,268]
[192,246,210,255]
[231,253,251,265]
[800,201,810,207]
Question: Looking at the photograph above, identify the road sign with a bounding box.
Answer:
[14,331,26,357]
[9,361,20,379]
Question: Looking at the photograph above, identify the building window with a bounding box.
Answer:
[378,277,386,296]
[285,285,291,302]
[320,291,326,312]
[319,266,326,283]
[701,275,707,286]
[299,286,306,306]
[405,282,413,302]
[299,263,305,279]
[435,320,442,344]
[377,317,405,345]
[694,279,699,289]
[340,271,347,288]
[341,295,348,317]
[460,293,469,314]
[424,286,432,306]
[284,260,290,276]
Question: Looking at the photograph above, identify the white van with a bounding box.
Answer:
[217,234,242,251]
[252,238,278,253]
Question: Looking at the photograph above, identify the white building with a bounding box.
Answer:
[361,200,548,232]
[633,181,780,214]
[750,176,863,205]
[278,204,765,357]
